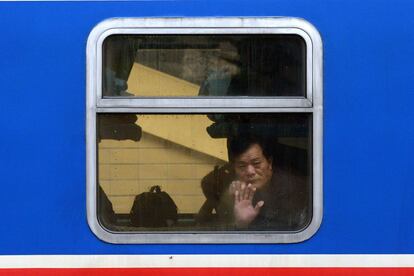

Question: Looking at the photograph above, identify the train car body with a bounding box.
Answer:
[0,0,413,275]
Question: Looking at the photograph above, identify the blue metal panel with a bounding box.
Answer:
[0,0,413,254]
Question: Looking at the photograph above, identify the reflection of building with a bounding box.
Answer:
[99,63,227,214]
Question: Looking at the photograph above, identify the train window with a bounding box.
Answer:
[97,113,312,232]
[102,35,306,98]
[87,18,323,243]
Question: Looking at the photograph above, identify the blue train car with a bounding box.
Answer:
[0,1,413,275]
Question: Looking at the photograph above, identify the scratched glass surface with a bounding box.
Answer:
[97,113,312,232]
[102,35,306,98]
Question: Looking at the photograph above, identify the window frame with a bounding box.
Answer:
[86,17,323,244]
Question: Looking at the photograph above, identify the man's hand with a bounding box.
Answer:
[230,181,264,228]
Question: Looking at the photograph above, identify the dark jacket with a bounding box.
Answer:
[217,167,310,231]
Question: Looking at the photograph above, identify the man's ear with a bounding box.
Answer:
[268,157,273,170]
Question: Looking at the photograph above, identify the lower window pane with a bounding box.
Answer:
[97,113,312,232]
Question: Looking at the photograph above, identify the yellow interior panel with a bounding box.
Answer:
[127,63,199,96]
[138,115,228,162]
[99,132,226,214]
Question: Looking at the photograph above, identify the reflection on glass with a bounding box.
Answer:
[97,114,312,232]
[103,35,306,97]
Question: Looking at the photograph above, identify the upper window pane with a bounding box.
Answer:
[103,35,306,98]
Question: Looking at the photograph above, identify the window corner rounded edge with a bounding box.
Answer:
[291,206,323,243]
[87,18,123,56]
[289,17,323,48]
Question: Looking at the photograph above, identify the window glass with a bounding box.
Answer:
[97,113,312,232]
[103,35,306,98]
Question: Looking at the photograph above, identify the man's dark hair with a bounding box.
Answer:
[227,134,273,162]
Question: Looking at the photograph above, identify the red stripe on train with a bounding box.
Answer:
[0,268,413,275]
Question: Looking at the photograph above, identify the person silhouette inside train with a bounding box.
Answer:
[199,133,309,231]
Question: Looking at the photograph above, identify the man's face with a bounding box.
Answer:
[233,143,273,189]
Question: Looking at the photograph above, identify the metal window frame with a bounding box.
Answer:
[86,17,323,244]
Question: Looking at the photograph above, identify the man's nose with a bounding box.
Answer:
[246,164,256,176]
